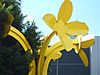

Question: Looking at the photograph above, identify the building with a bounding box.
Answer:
[48,36,99,75]
[91,36,100,75]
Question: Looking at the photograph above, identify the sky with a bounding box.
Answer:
[21,0,100,44]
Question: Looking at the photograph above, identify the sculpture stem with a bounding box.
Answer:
[37,31,56,75]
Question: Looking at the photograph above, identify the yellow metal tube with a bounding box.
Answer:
[38,31,56,75]
[42,43,63,75]
[8,26,36,75]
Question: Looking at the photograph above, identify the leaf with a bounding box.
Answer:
[66,21,89,35]
[43,14,56,30]
[58,0,73,22]
[6,5,13,13]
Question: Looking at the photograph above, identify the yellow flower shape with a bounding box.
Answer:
[43,35,94,68]
[43,0,89,51]
[73,35,95,67]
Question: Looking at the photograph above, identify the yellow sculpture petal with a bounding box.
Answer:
[53,20,67,35]
[73,45,80,53]
[78,49,89,67]
[66,21,89,35]
[43,14,56,30]
[81,34,95,48]
[82,39,94,48]
[73,35,95,48]
[58,0,73,22]
[59,34,73,51]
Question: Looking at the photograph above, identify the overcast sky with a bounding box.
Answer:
[21,0,100,44]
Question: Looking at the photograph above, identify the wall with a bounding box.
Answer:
[91,36,100,75]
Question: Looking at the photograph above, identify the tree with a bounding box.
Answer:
[1,0,25,47]
[22,21,42,58]
[0,0,42,75]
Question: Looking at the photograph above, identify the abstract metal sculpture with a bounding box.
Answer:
[38,0,94,75]
[1,0,94,75]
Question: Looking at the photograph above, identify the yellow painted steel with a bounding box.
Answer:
[73,36,94,67]
[43,14,56,30]
[38,31,56,75]
[54,20,73,51]
[28,60,36,75]
[45,42,63,57]
[42,51,62,75]
[81,39,94,48]
[43,0,89,52]
[8,26,36,75]
[44,15,73,51]
[8,26,32,53]
[43,0,95,70]
[42,42,64,75]
[66,21,89,35]
[44,34,94,68]
[79,49,89,67]
[1,0,95,75]
[73,35,95,49]
[58,0,73,22]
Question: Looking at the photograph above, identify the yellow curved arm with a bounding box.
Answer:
[42,47,63,75]
[8,26,36,75]
[38,31,56,75]
[8,26,32,53]
[45,42,63,57]
[45,41,89,67]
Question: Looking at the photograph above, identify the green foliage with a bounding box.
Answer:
[0,0,42,75]
[0,1,14,39]
[22,21,42,59]
[0,2,13,14]
[0,0,24,45]
[0,0,25,31]
[0,43,32,75]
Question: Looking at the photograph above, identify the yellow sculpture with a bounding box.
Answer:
[1,0,95,75]
[41,0,94,75]
[43,0,89,52]
[8,26,36,75]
